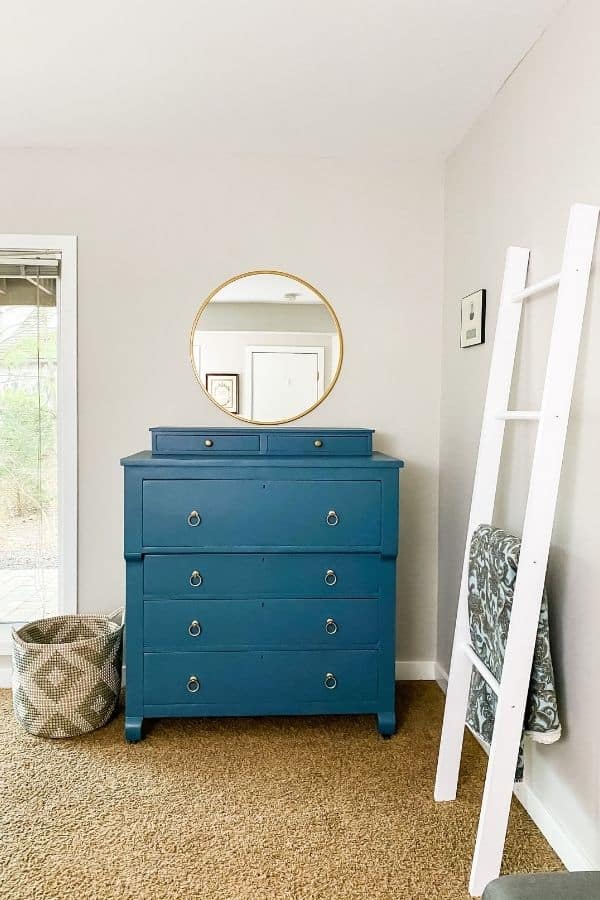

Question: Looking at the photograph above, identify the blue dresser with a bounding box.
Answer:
[121,428,403,741]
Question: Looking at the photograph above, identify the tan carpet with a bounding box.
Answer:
[0,682,561,900]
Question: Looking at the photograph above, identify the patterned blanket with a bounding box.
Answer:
[465,524,561,781]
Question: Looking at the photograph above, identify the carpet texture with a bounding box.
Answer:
[0,682,561,900]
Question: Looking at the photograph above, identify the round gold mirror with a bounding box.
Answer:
[190,270,343,424]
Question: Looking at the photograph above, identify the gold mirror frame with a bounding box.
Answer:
[189,269,344,425]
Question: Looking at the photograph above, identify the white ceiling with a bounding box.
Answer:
[1,0,565,157]
[215,274,321,304]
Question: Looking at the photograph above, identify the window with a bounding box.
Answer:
[0,239,77,648]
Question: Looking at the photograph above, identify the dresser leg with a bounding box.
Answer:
[125,716,143,742]
[377,711,396,738]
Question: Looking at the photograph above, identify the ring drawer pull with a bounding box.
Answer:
[204,439,213,448]
[188,620,202,637]
[326,510,339,527]
[313,439,323,448]
[324,569,337,586]
[189,570,203,587]
[187,510,201,527]
[325,618,338,635]
[187,675,200,693]
[324,673,337,690]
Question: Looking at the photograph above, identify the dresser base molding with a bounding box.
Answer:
[377,711,396,737]
[124,716,143,743]
[124,705,396,744]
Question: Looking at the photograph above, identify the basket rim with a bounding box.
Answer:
[12,612,123,650]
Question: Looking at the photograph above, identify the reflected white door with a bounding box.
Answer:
[248,346,324,421]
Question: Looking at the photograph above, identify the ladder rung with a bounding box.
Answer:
[511,272,560,302]
[495,410,541,421]
[462,643,500,695]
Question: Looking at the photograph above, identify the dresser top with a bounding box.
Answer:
[121,450,403,468]
[149,427,374,435]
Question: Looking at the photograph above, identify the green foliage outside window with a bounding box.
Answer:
[0,327,57,519]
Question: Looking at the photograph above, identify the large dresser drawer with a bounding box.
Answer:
[144,597,379,650]
[143,553,381,599]
[144,650,378,704]
[142,479,381,548]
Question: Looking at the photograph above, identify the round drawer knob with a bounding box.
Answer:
[187,510,201,527]
[187,675,200,693]
[326,510,339,527]
[324,569,337,586]
[204,439,213,448]
[324,673,337,690]
[188,620,202,637]
[325,618,338,635]
[314,439,323,448]
[189,570,203,587]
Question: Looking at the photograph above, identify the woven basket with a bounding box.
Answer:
[11,610,124,738]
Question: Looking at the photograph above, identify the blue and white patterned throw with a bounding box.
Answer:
[465,524,561,782]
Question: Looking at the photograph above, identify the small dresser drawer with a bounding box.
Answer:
[144,650,378,704]
[149,428,373,457]
[143,553,381,599]
[266,432,372,457]
[143,597,378,650]
[152,431,260,455]
[142,479,381,548]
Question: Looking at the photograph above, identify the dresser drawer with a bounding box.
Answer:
[149,428,373,457]
[143,553,380,598]
[142,479,381,548]
[143,650,378,704]
[152,431,260,455]
[143,597,378,650]
[266,432,372,456]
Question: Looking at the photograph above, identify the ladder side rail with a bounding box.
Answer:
[468,202,600,896]
[435,246,530,801]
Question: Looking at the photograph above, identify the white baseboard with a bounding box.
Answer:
[433,662,594,873]
[0,657,438,689]
[395,660,436,680]
[512,780,595,871]
[434,661,448,692]
[0,655,11,689]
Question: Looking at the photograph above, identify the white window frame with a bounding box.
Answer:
[0,235,77,657]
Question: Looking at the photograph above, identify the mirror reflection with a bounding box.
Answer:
[190,271,343,424]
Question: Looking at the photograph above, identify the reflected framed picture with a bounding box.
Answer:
[460,289,486,348]
[205,373,239,413]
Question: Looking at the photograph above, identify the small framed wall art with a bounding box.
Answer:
[460,289,486,348]
[205,373,239,413]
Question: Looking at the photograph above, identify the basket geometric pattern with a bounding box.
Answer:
[11,611,123,739]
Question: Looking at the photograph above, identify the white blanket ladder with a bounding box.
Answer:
[435,203,599,897]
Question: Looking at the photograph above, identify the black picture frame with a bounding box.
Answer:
[460,289,486,348]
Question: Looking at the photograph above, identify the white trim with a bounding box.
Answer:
[434,663,596,872]
[0,655,11,688]
[0,658,434,691]
[435,661,449,693]
[395,659,436,680]
[0,234,78,620]
[512,781,596,872]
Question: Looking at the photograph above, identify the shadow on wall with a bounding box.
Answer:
[377,430,436,661]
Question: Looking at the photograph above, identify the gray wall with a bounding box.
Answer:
[439,0,600,867]
[0,149,444,664]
